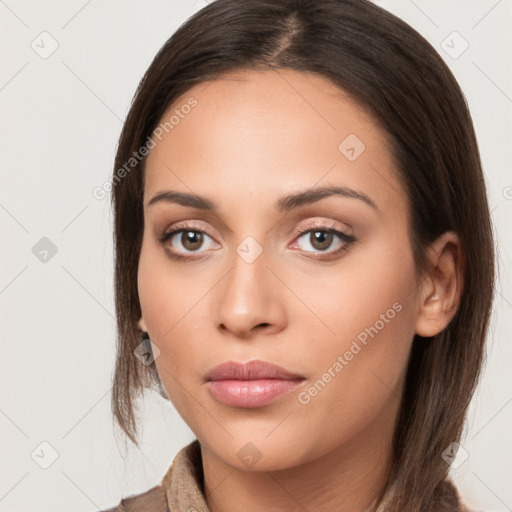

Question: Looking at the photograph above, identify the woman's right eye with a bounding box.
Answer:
[155,227,218,260]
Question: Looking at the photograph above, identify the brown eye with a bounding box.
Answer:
[295,227,354,256]
[180,231,204,251]
[309,230,334,251]
[156,225,219,260]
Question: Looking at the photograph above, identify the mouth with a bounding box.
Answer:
[204,360,306,408]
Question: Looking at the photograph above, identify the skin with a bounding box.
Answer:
[137,69,463,512]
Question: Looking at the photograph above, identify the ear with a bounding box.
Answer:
[137,316,148,333]
[415,231,464,338]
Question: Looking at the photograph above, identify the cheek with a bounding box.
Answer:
[290,236,416,413]
[138,249,188,381]
[137,240,203,342]
[290,292,414,455]
[137,244,212,407]
[290,230,416,351]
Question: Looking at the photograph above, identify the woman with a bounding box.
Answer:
[103,0,495,510]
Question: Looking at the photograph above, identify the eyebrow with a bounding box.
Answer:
[146,185,378,213]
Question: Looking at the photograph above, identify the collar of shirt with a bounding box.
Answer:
[162,438,210,512]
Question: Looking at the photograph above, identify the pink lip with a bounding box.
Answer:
[205,360,305,408]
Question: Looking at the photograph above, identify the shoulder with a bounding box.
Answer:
[97,440,204,512]
[98,484,168,512]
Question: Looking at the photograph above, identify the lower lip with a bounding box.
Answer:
[206,378,304,408]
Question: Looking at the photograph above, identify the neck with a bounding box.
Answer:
[200,402,396,512]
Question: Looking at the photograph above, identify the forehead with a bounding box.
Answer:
[143,68,408,220]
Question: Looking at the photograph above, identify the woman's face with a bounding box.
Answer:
[137,69,423,471]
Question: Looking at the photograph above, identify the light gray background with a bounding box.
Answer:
[1,1,511,511]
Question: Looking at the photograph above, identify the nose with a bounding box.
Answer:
[215,246,287,339]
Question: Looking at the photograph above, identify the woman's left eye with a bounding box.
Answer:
[294,226,356,257]
[155,222,356,261]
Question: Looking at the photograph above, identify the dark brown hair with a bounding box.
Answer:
[110,0,495,509]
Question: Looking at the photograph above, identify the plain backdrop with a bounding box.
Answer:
[1,1,511,511]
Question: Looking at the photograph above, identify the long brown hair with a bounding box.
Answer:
[110,0,495,509]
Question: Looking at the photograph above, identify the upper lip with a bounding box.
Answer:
[205,360,304,381]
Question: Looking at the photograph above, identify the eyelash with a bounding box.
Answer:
[153,221,356,262]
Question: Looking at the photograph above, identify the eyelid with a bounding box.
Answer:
[290,218,352,238]
[164,220,215,238]
[155,218,351,242]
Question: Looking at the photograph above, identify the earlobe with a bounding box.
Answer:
[414,231,464,338]
[138,316,148,333]
[415,289,444,337]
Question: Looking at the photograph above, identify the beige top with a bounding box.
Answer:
[99,439,472,511]
[100,439,208,512]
